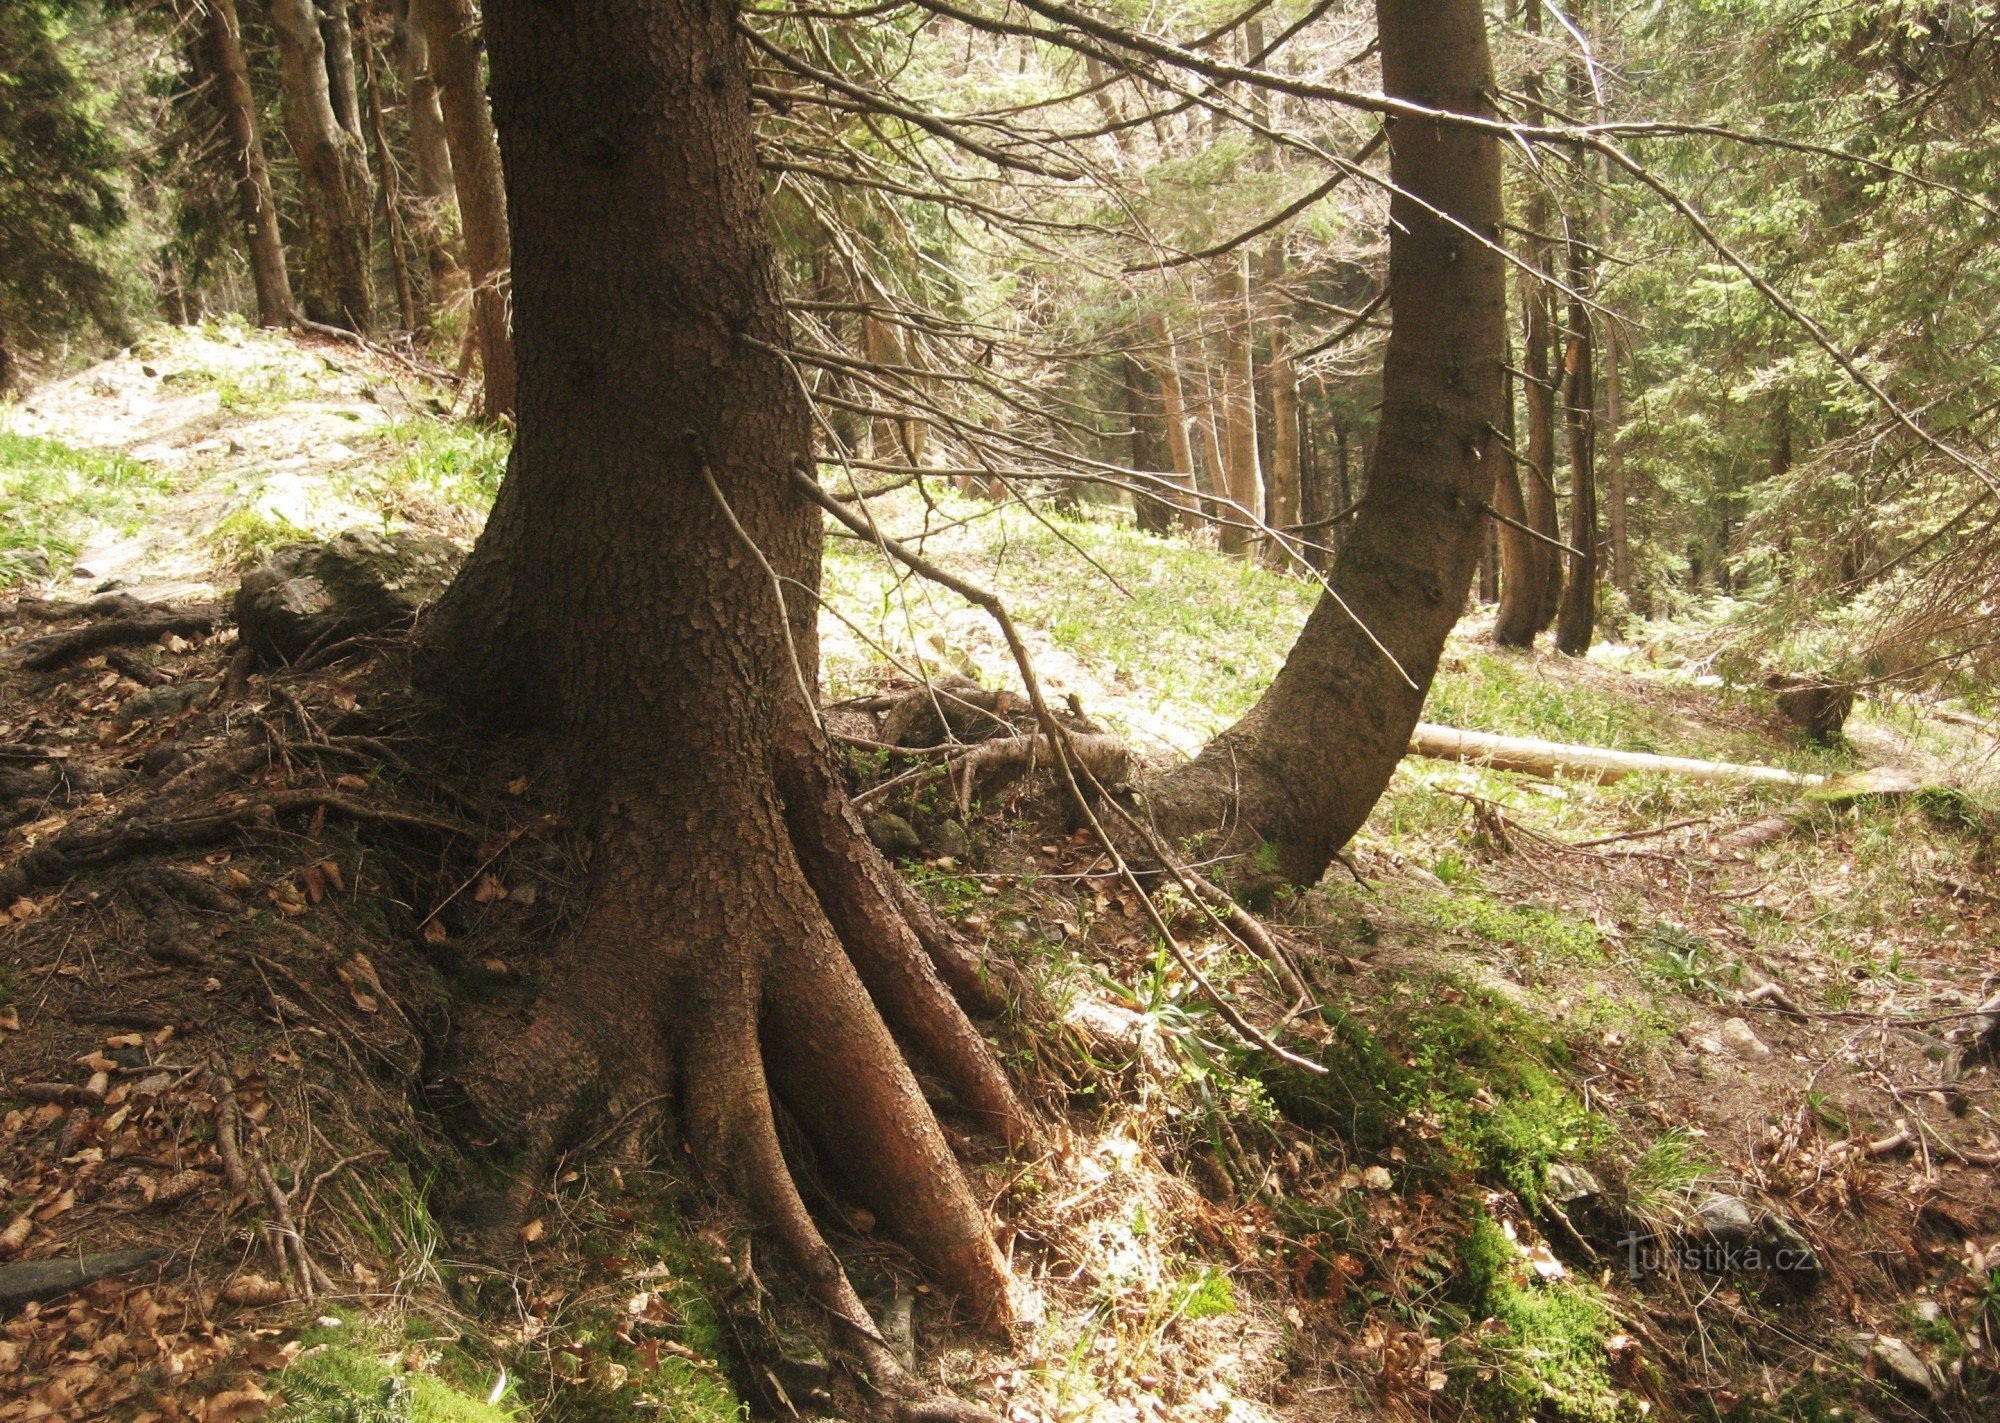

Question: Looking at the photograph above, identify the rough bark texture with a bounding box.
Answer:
[200,0,295,327]
[268,0,376,330]
[410,0,514,419]
[1146,316,1201,532]
[318,0,365,138]
[391,0,464,316]
[1146,0,1508,885]
[418,0,1018,1398]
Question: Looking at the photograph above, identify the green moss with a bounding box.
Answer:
[275,1325,517,1423]
[1480,1271,1636,1423]
[1414,887,1604,964]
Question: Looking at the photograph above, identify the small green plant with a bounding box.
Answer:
[206,504,312,567]
[276,1315,518,1423]
[0,429,175,576]
[377,419,512,510]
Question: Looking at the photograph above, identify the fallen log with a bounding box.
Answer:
[1407,724,1826,787]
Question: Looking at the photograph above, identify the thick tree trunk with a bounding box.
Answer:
[1146,0,1508,884]
[1554,215,1598,655]
[419,0,1017,1400]
[199,0,295,327]
[1215,255,1266,557]
[391,0,463,317]
[411,0,515,419]
[268,0,376,330]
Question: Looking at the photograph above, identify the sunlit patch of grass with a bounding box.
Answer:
[276,1312,520,1423]
[0,429,176,579]
[376,419,511,511]
[205,504,314,568]
[1409,885,1605,965]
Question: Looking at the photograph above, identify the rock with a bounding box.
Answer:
[1849,1333,1939,1400]
[115,681,216,725]
[1545,1162,1603,1205]
[863,812,922,859]
[2,550,52,583]
[1718,1017,1772,1057]
[234,529,462,663]
[0,1248,165,1310]
[1697,1192,1758,1245]
[925,818,972,863]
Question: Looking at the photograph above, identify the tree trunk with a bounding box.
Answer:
[411,0,515,419]
[417,0,1018,1400]
[1262,246,1303,570]
[1124,354,1176,535]
[268,0,376,330]
[1520,0,1562,632]
[1146,0,1508,884]
[1492,343,1543,646]
[391,0,463,317]
[199,0,296,327]
[1602,316,1629,596]
[319,0,365,137]
[360,10,418,330]
[1146,316,1201,532]
[1554,238,1598,655]
[1215,255,1265,558]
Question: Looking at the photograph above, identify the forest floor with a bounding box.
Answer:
[1,322,1996,1423]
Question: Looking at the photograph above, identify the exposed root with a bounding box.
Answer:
[11,607,219,672]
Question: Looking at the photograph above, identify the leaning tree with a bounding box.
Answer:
[418,0,1505,1413]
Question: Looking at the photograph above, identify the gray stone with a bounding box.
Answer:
[1545,1162,1603,1205]
[1849,1333,1939,1400]
[1696,1192,1758,1244]
[926,818,972,863]
[115,680,216,725]
[235,529,461,663]
[864,812,922,860]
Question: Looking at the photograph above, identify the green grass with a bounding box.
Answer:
[375,420,511,511]
[1409,885,1605,965]
[276,1316,519,1423]
[0,429,175,579]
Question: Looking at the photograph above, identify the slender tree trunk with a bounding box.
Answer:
[199,0,296,327]
[417,1,1017,1403]
[1148,0,1509,883]
[1124,354,1176,535]
[1263,247,1303,570]
[360,10,418,330]
[1521,0,1562,632]
[1602,317,1629,596]
[1215,255,1266,558]
[1554,234,1598,655]
[1196,360,1229,527]
[1492,341,1544,645]
[391,0,462,317]
[411,0,514,419]
[269,0,376,330]
[1146,317,1201,533]
[319,0,365,137]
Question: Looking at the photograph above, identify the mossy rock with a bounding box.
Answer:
[236,529,462,663]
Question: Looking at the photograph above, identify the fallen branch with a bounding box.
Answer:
[1407,723,1825,786]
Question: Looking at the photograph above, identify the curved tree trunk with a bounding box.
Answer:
[418,0,1017,1404]
[199,0,295,327]
[1146,0,1508,885]
[410,0,514,419]
[268,0,376,330]
[391,0,464,318]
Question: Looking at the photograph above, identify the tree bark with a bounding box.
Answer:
[1146,0,1508,884]
[418,0,1017,1399]
[268,0,376,330]
[411,0,515,419]
[391,0,463,317]
[318,0,365,138]
[1145,316,1201,532]
[1492,342,1543,645]
[1124,354,1176,534]
[1215,254,1266,558]
[1602,316,1629,597]
[198,0,296,327]
[359,9,418,330]
[1262,245,1303,570]
[1554,149,1598,654]
[1520,0,1562,633]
